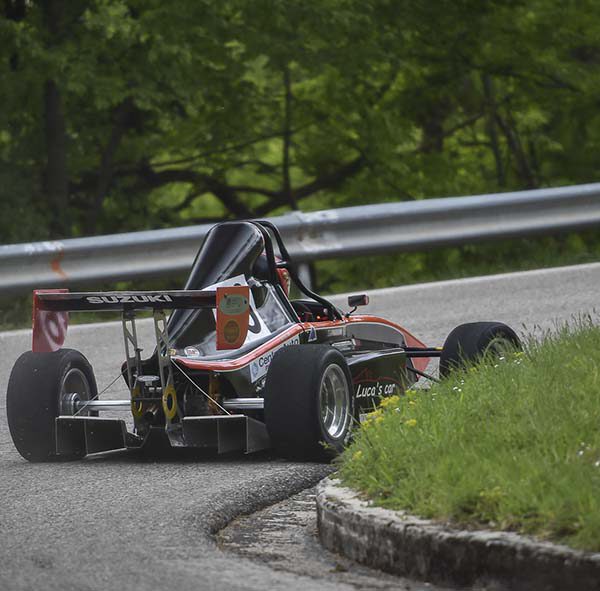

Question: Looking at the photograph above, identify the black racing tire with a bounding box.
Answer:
[264,345,354,461]
[6,349,98,462]
[439,322,521,378]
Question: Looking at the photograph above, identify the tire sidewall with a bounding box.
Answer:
[440,322,521,377]
[6,349,97,461]
[264,344,354,460]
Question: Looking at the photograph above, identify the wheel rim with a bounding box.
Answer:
[484,335,516,359]
[318,364,350,440]
[59,368,92,416]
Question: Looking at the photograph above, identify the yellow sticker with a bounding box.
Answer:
[223,319,241,344]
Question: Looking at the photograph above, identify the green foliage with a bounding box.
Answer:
[339,320,600,551]
[316,229,600,294]
[2,0,600,245]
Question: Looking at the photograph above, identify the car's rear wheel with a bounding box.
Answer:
[264,345,353,460]
[6,348,98,462]
[439,322,521,378]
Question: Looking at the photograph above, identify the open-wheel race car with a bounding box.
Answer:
[6,221,521,462]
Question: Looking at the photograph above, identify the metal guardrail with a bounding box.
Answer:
[2,182,600,295]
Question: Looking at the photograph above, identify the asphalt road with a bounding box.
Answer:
[1,262,599,591]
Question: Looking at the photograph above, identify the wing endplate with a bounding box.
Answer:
[32,289,69,353]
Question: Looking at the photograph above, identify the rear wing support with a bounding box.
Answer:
[153,310,179,442]
[122,312,142,395]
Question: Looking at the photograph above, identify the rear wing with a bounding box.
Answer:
[34,289,216,312]
[32,287,248,352]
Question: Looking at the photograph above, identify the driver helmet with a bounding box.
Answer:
[252,253,291,295]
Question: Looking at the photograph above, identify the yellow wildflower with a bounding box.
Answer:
[361,408,382,428]
[352,450,363,462]
[379,395,401,409]
[405,418,417,427]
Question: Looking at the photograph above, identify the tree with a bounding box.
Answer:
[1,0,600,243]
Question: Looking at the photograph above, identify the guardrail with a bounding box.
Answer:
[2,182,600,295]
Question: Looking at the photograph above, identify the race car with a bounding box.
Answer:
[6,220,521,462]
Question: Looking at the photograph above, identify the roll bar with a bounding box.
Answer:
[251,220,343,321]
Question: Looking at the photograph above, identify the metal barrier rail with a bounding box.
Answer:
[2,182,600,295]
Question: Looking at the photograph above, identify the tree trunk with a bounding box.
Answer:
[495,109,537,189]
[282,65,296,209]
[5,0,26,70]
[44,80,69,236]
[482,75,506,187]
[43,0,69,237]
[84,99,134,234]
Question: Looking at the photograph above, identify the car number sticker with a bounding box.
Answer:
[249,335,301,382]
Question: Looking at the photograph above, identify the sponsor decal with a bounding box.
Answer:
[325,327,345,338]
[184,347,200,357]
[216,286,250,350]
[355,382,398,398]
[218,293,249,316]
[223,320,241,343]
[353,367,400,398]
[86,294,173,304]
[250,360,261,381]
[207,275,271,344]
[249,335,301,382]
[32,289,69,353]
[308,326,317,342]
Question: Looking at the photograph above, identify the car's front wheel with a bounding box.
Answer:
[439,321,521,378]
[264,345,354,460]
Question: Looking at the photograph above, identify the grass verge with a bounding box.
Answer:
[338,320,600,552]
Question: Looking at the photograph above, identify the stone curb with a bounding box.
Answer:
[316,477,600,591]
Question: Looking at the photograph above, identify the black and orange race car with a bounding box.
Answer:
[6,221,520,461]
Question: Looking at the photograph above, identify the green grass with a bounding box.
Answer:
[317,229,600,294]
[338,320,600,552]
